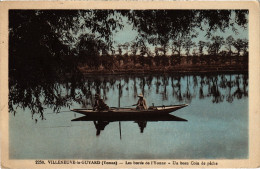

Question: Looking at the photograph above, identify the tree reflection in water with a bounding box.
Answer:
[9,72,248,120]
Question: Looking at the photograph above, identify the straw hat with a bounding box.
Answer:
[138,93,144,97]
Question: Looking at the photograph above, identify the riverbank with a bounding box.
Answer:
[79,64,248,75]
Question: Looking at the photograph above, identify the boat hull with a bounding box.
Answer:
[71,104,188,117]
[71,114,187,122]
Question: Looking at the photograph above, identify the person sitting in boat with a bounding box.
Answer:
[93,94,109,111]
[133,93,148,110]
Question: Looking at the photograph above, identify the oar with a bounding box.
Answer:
[46,110,71,114]
[119,121,122,140]
[118,82,121,140]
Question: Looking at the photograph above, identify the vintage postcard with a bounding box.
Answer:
[0,1,259,168]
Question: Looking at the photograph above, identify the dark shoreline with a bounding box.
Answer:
[80,66,248,76]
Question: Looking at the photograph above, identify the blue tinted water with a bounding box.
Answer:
[9,73,248,159]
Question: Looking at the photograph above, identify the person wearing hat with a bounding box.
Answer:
[133,93,148,110]
[93,94,109,111]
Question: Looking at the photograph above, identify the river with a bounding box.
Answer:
[9,72,248,159]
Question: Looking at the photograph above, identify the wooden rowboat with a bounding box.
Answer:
[71,113,188,122]
[71,104,188,117]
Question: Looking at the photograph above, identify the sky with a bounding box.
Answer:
[112,13,248,55]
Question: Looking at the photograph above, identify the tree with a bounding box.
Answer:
[225,36,235,55]
[210,36,225,56]
[233,38,244,56]
[198,41,206,56]
[129,41,138,66]
[130,41,138,56]
[139,45,147,57]
[224,35,235,64]
[158,37,170,56]
[172,37,184,57]
[192,48,198,56]
[241,39,248,56]
[9,10,125,75]
[127,10,248,47]
[138,39,148,57]
[110,47,115,55]
[122,42,130,56]
[157,46,169,56]
[117,44,123,56]
[206,42,215,55]
[183,38,196,56]
[77,34,105,68]
[154,47,159,56]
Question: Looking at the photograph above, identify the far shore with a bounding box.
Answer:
[79,64,248,75]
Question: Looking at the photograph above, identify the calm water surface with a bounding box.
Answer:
[9,73,248,159]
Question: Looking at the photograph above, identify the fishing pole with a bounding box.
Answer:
[45,110,72,114]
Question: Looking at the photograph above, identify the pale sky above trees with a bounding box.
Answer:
[113,12,248,55]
